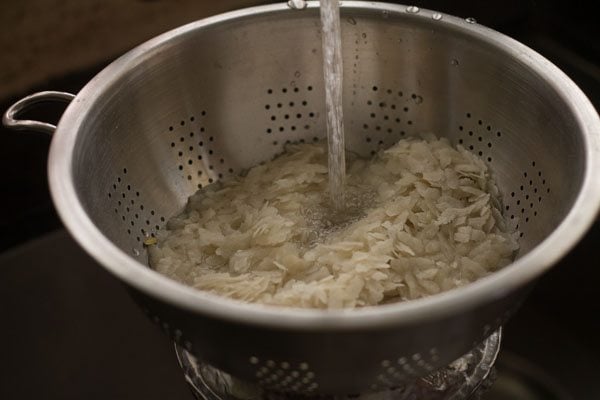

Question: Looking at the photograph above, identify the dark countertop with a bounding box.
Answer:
[0,230,193,400]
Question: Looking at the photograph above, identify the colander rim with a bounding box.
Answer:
[48,1,600,330]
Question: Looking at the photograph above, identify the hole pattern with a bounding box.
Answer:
[265,85,320,142]
[362,87,422,153]
[249,357,318,393]
[505,163,546,238]
[458,113,548,239]
[107,169,165,246]
[369,350,438,391]
[457,113,500,164]
[168,113,235,184]
[142,307,192,351]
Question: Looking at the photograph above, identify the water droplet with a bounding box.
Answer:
[287,0,307,10]
[382,10,390,18]
[361,32,367,39]
[466,17,477,24]
[451,58,459,66]
[133,248,140,256]
[432,12,443,20]
[406,5,420,13]
[347,17,357,25]
[413,95,423,104]
[294,70,301,78]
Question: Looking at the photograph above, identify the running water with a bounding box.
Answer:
[319,0,346,211]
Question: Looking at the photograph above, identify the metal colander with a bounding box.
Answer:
[4,2,600,396]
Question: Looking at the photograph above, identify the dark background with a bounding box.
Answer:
[1,1,598,399]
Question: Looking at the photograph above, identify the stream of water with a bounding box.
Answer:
[319,0,346,211]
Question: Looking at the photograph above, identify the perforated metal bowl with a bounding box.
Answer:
[4,2,600,395]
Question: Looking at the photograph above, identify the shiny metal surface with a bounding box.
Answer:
[6,1,600,395]
[2,91,75,134]
[174,330,502,400]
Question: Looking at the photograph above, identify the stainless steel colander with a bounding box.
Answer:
[4,2,600,395]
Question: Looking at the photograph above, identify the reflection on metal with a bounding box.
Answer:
[175,330,502,400]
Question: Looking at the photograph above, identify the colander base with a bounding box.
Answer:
[175,330,501,400]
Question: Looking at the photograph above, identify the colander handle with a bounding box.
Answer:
[2,91,76,135]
